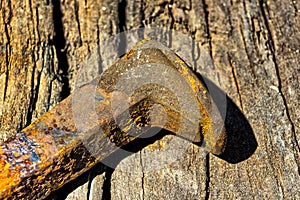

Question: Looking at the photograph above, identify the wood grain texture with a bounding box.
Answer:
[0,0,299,199]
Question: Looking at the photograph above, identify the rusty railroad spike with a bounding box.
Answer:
[0,39,227,199]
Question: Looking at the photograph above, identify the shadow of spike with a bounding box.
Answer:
[0,39,227,199]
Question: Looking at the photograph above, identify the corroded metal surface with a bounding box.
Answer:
[0,39,226,199]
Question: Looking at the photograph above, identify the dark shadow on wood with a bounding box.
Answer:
[101,167,114,200]
[198,75,258,164]
[219,96,258,163]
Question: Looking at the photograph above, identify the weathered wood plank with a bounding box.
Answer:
[0,0,62,142]
[1,0,299,199]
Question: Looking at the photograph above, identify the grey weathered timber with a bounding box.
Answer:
[0,0,299,199]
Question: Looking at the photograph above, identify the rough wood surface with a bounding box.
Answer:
[0,0,299,199]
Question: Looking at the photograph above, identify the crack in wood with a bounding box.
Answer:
[52,0,71,100]
[201,0,212,58]
[228,53,244,111]
[140,151,145,200]
[204,154,210,200]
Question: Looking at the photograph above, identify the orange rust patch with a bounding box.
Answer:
[146,140,166,151]
[124,50,135,59]
[0,154,21,196]
[37,175,44,181]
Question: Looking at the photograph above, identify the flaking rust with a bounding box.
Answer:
[0,39,227,199]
